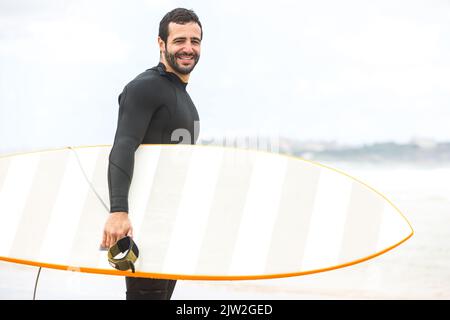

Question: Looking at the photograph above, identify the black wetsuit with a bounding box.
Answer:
[108,62,199,300]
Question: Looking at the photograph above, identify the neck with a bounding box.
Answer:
[160,60,190,83]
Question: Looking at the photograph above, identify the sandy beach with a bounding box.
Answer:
[1,162,449,300]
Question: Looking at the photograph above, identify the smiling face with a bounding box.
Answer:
[159,22,202,81]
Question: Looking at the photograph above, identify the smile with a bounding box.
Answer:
[177,55,194,60]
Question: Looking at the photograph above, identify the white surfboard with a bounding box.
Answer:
[0,145,413,280]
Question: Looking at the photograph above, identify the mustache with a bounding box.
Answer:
[175,52,198,58]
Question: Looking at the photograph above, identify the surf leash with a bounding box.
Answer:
[68,147,110,213]
[108,236,139,273]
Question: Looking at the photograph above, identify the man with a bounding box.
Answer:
[100,8,202,300]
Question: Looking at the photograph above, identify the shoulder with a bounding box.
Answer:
[122,69,172,102]
[127,70,167,95]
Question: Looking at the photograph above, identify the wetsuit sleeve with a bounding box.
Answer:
[108,80,161,213]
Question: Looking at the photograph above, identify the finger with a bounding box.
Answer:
[106,233,114,249]
[100,230,107,249]
[105,233,110,249]
[111,234,119,248]
[116,232,124,242]
[127,226,133,238]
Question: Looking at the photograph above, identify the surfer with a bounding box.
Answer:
[101,8,202,300]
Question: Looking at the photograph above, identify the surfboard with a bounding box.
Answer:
[0,145,413,280]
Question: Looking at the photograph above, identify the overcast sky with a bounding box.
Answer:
[1,0,449,153]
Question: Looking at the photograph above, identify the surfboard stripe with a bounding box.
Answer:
[0,154,40,256]
[301,169,353,271]
[128,146,161,241]
[0,158,11,193]
[264,160,321,274]
[162,147,224,274]
[86,146,110,207]
[229,153,288,275]
[38,151,91,265]
[194,148,255,275]
[338,182,384,263]
[136,147,193,273]
[88,147,111,208]
[67,147,108,267]
[10,150,69,260]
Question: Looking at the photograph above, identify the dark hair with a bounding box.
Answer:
[159,8,203,43]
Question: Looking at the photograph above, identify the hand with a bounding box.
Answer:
[101,212,133,249]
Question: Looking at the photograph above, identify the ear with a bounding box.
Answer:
[158,36,166,53]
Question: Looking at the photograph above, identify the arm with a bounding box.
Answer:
[102,79,161,248]
[108,80,161,213]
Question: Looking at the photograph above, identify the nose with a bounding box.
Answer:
[182,43,194,54]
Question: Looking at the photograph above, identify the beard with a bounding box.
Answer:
[164,47,200,75]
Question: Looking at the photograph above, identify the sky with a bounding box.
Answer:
[0,0,449,153]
